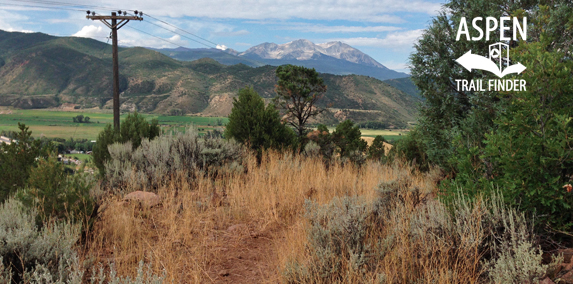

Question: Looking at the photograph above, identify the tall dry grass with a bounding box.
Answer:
[86,151,413,282]
[83,151,548,283]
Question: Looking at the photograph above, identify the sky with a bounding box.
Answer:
[0,0,447,73]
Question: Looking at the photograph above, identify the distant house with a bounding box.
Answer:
[70,150,84,154]
[0,136,13,145]
[61,158,82,165]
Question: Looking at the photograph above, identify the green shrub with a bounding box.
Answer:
[481,43,573,230]
[386,128,429,171]
[332,120,367,158]
[367,135,386,161]
[225,86,295,156]
[0,123,53,203]
[105,127,244,191]
[307,121,368,164]
[93,112,160,176]
[440,42,573,230]
[307,124,336,161]
[17,154,95,223]
[0,197,83,283]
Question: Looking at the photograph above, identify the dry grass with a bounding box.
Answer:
[83,151,533,284]
[85,152,405,282]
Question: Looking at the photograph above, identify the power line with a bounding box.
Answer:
[0,0,227,50]
[0,1,85,11]
[133,15,216,49]
[125,25,186,49]
[87,11,143,131]
[0,0,226,49]
[1,0,133,12]
[143,14,219,46]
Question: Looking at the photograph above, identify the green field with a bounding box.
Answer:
[0,109,228,140]
[322,127,408,142]
[0,109,408,142]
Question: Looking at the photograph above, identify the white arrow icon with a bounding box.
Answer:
[455,50,526,78]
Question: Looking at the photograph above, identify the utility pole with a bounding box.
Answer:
[86,10,143,131]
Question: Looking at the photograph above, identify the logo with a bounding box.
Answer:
[454,17,528,92]
[456,43,526,78]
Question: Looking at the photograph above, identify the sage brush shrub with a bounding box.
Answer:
[284,196,379,283]
[105,127,244,191]
[90,261,165,284]
[93,112,160,176]
[0,198,83,283]
[284,172,555,283]
[303,141,321,157]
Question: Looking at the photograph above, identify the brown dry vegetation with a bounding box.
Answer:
[82,151,553,283]
[86,152,394,282]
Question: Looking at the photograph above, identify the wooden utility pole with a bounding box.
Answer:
[86,11,143,131]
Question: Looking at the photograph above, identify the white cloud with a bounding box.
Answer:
[213,29,250,36]
[277,24,402,33]
[118,30,188,48]
[0,10,33,33]
[329,29,424,50]
[73,25,109,39]
[88,0,441,22]
[72,25,190,48]
[381,61,410,72]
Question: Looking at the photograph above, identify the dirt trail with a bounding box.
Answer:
[206,224,281,284]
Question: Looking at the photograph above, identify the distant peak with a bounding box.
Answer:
[290,39,313,43]
[240,38,387,70]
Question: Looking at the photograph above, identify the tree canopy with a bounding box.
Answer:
[225,86,295,156]
[274,65,327,139]
[409,0,573,229]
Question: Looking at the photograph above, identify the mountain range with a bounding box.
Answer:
[154,39,410,81]
[0,30,419,127]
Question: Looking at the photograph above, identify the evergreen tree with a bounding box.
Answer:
[332,120,367,158]
[410,0,573,228]
[0,123,52,202]
[274,65,327,139]
[225,86,295,155]
[368,135,386,160]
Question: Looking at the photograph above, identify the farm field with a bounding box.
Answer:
[0,108,408,141]
[359,128,407,141]
[322,126,408,142]
[0,108,228,140]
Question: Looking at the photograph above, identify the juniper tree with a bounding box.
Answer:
[274,65,327,140]
[225,86,294,156]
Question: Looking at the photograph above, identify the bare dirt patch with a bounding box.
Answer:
[206,224,280,283]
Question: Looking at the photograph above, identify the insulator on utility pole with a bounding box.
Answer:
[86,11,143,132]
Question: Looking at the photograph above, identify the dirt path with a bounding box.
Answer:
[206,224,281,284]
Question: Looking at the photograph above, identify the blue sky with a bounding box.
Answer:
[0,0,447,73]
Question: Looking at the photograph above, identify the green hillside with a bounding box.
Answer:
[0,30,420,127]
[383,77,421,99]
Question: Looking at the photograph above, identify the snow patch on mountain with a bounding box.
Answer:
[240,39,388,69]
